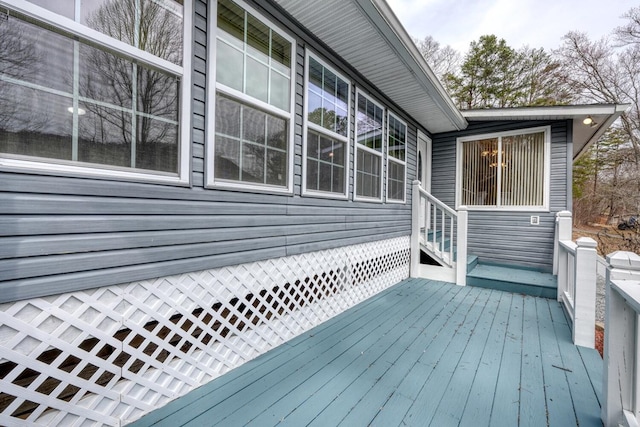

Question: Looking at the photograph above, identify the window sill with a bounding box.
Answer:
[206,179,294,196]
[0,157,190,187]
[302,189,349,201]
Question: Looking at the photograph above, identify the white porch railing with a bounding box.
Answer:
[554,210,598,348]
[410,180,467,285]
[602,251,640,427]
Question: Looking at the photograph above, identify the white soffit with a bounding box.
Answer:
[272,0,467,133]
[462,104,630,160]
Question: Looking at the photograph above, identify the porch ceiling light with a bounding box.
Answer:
[583,116,593,125]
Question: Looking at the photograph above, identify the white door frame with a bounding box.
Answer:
[417,130,432,192]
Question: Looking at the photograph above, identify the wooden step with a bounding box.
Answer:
[466,263,557,299]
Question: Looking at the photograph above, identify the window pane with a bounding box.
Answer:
[217,0,244,47]
[82,0,183,65]
[462,138,498,206]
[271,32,291,72]
[266,115,287,149]
[388,114,406,161]
[307,57,349,137]
[78,104,132,168]
[0,86,73,160]
[215,93,288,187]
[246,13,270,61]
[387,160,405,201]
[305,130,346,194]
[357,93,383,152]
[267,149,286,186]
[270,71,290,112]
[26,0,74,18]
[246,56,268,103]
[135,114,178,173]
[215,136,240,181]
[356,148,381,198]
[501,132,545,206]
[243,106,266,144]
[216,95,241,138]
[216,40,244,91]
[242,142,265,183]
[0,15,73,93]
[79,44,133,108]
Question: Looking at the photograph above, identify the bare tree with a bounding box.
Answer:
[413,35,462,84]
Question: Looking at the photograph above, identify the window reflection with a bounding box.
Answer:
[1,1,182,174]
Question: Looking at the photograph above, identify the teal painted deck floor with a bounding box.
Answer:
[131,279,603,427]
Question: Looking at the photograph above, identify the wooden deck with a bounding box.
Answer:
[130,279,603,427]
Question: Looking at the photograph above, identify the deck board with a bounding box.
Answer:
[130,279,603,427]
[458,290,511,427]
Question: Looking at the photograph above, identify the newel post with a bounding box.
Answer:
[555,211,572,301]
[573,237,597,348]
[456,206,468,286]
[410,180,421,278]
[602,251,640,427]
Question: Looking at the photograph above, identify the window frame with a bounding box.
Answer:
[302,50,351,200]
[354,88,385,203]
[206,0,296,194]
[0,0,193,186]
[385,111,407,204]
[455,126,551,212]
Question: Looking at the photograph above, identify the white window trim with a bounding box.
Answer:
[455,125,551,212]
[205,0,296,195]
[0,0,193,186]
[354,88,384,203]
[302,50,351,200]
[385,111,407,204]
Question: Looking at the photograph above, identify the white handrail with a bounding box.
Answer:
[411,180,467,286]
[602,251,640,427]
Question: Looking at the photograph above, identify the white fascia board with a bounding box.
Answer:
[355,0,467,131]
[462,104,629,120]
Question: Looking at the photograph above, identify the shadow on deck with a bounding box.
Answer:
[130,279,603,427]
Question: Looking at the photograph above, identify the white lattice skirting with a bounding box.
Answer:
[0,236,410,426]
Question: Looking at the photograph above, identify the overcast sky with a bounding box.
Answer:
[387,0,634,53]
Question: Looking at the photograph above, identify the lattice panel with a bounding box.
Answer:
[0,237,409,426]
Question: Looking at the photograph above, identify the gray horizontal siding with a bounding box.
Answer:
[0,0,424,303]
[431,120,570,271]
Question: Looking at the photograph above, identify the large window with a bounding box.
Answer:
[209,0,294,191]
[386,112,406,202]
[458,127,550,209]
[355,91,384,201]
[0,0,191,183]
[304,54,350,197]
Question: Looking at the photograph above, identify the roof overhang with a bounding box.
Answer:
[271,0,467,133]
[462,104,630,160]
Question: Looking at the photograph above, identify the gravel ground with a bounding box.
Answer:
[596,273,605,325]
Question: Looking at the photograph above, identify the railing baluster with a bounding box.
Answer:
[449,216,454,265]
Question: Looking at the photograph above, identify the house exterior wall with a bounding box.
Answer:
[0,0,422,304]
[431,120,571,272]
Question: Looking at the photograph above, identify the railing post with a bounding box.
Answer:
[572,237,597,348]
[456,206,468,286]
[410,180,420,278]
[602,251,640,427]
[555,211,572,301]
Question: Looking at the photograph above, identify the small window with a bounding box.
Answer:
[210,0,295,192]
[355,91,384,201]
[303,54,350,197]
[386,113,407,202]
[458,127,550,210]
[0,0,191,184]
